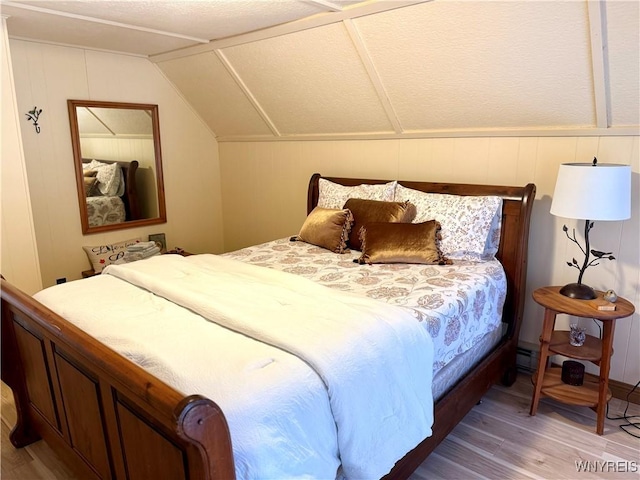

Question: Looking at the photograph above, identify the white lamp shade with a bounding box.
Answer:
[550,163,631,221]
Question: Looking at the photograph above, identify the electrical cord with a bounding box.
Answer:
[592,318,602,339]
[606,379,640,438]
[591,318,639,438]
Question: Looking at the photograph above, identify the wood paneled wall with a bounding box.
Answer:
[1,20,42,294]
[8,39,224,287]
[219,136,639,385]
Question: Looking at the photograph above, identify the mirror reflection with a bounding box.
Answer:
[68,100,166,234]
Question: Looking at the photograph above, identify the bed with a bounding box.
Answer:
[82,158,141,226]
[1,173,535,479]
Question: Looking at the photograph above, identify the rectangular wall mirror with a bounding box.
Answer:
[68,99,167,234]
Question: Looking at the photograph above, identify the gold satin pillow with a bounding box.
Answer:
[343,198,417,251]
[357,221,451,265]
[84,176,98,196]
[296,207,354,253]
[84,169,98,196]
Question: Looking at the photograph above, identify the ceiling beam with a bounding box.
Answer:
[587,0,610,129]
[151,0,432,63]
[215,50,281,137]
[303,0,343,12]
[215,126,640,143]
[343,19,402,134]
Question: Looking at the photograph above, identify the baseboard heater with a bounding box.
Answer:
[516,342,539,374]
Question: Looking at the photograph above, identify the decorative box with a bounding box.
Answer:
[561,360,585,386]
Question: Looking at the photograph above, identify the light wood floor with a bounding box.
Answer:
[2,375,639,479]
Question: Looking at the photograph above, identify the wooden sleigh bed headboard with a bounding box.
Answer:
[308,173,536,345]
[2,173,536,480]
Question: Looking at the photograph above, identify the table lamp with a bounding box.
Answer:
[550,158,631,300]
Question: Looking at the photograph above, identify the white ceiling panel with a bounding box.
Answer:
[8,0,330,42]
[77,108,111,135]
[78,107,153,135]
[3,0,638,139]
[157,51,273,137]
[2,4,197,55]
[605,1,640,127]
[221,22,394,135]
[354,1,596,131]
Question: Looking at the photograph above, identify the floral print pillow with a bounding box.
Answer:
[395,184,502,261]
[317,178,397,209]
[482,205,503,260]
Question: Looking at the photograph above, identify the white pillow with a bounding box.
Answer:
[395,184,502,261]
[83,237,142,273]
[317,178,397,209]
[84,160,124,197]
[483,205,503,260]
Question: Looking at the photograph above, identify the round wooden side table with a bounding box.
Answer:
[529,286,635,435]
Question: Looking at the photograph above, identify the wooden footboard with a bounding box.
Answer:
[1,278,235,480]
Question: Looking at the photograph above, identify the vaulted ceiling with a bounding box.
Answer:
[3,0,639,141]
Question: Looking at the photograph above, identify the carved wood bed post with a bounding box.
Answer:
[1,295,41,448]
[175,395,236,480]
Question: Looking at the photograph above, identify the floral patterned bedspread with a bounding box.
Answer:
[224,238,507,374]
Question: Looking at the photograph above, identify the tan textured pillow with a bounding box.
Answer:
[295,207,354,253]
[343,198,417,251]
[357,221,451,265]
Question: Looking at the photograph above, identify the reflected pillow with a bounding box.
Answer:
[394,184,501,261]
[343,198,417,251]
[82,237,142,273]
[84,160,125,197]
[357,221,451,265]
[294,207,354,253]
[317,178,397,209]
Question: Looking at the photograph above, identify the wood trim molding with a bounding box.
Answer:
[214,50,281,137]
[305,0,343,12]
[587,0,610,129]
[605,376,640,406]
[216,126,640,142]
[343,19,402,134]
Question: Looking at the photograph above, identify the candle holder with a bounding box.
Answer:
[569,324,586,347]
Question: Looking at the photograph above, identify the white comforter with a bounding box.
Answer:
[35,254,434,479]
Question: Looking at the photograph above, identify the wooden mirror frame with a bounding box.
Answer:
[68,99,167,234]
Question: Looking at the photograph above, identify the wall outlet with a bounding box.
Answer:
[56,277,66,284]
